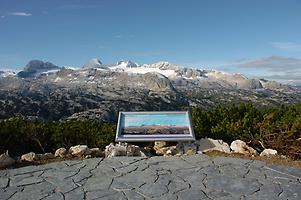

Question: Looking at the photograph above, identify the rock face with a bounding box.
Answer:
[69,145,91,157]
[230,140,257,155]
[175,67,207,79]
[196,138,231,153]
[54,147,68,158]
[141,72,175,92]
[0,152,15,169]
[21,152,38,162]
[260,149,277,156]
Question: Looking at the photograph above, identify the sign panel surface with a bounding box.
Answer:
[115,111,195,142]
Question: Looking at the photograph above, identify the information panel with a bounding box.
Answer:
[115,111,195,142]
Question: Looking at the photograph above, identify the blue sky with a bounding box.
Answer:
[123,113,189,127]
[1,0,301,84]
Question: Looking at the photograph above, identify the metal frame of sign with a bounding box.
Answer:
[115,111,195,142]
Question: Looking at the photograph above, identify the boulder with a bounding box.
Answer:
[105,143,127,158]
[0,152,15,169]
[37,153,55,160]
[176,142,197,155]
[69,145,91,157]
[21,152,38,162]
[126,145,145,157]
[105,143,151,157]
[90,148,104,157]
[156,146,178,156]
[260,149,277,157]
[196,138,230,153]
[43,152,55,159]
[153,141,168,151]
[230,140,257,155]
[183,142,197,155]
[54,147,67,158]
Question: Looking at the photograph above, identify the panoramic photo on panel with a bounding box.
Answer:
[122,113,190,135]
[115,111,195,141]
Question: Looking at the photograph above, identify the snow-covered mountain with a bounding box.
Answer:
[83,58,107,69]
[0,58,299,121]
[0,70,16,78]
[0,58,293,90]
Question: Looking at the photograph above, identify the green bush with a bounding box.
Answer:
[192,103,262,143]
[0,103,300,159]
[192,103,301,159]
[0,119,116,156]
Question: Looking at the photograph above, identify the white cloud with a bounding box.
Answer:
[236,56,301,85]
[0,15,5,18]
[237,56,301,71]
[271,42,301,51]
[9,12,32,17]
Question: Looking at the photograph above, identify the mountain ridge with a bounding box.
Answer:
[0,58,300,121]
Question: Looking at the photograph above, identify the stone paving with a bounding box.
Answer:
[0,155,300,200]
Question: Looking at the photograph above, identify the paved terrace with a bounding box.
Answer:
[0,155,300,200]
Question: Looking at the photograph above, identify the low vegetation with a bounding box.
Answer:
[0,120,116,156]
[0,103,300,159]
[192,103,301,159]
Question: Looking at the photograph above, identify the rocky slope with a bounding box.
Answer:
[0,58,301,121]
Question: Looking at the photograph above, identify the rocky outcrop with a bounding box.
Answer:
[260,79,291,90]
[175,67,207,79]
[141,72,176,92]
[230,140,257,155]
[0,152,15,169]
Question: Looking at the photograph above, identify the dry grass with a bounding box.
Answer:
[204,150,301,169]
[5,151,301,170]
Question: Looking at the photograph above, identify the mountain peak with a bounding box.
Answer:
[24,60,60,72]
[116,60,139,68]
[17,60,61,78]
[148,61,179,70]
[83,58,103,69]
